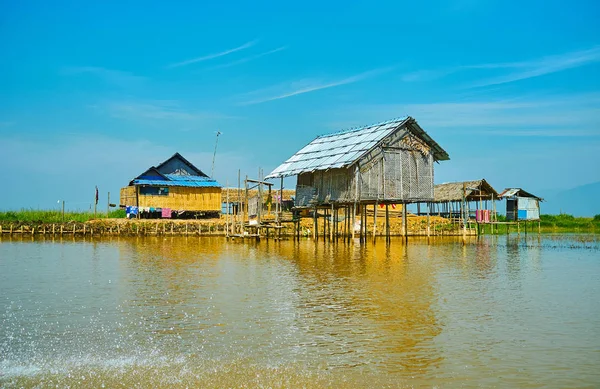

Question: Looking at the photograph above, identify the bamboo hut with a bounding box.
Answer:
[120,153,222,218]
[265,116,449,240]
[426,179,499,222]
[498,188,543,221]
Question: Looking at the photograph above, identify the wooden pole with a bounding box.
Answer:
[462,183,467,245]
[330,204,334,242]
[107,192,110,217]
[402,202,408,240]
[226,180,229,237]
[385,204,390,243]
[427,202,431,237]
[373,202,378,242]
[62,201,65,223]
[313,206,317,241]
[244,175,248,233]
[361,205,366,243]
[238,170,241,235]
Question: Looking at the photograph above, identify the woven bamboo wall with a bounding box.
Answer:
[120,186,136,207]
[294,133,435,206]
[120,186,221,211]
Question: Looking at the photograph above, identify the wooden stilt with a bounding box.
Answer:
[373,202,378,242]
[330,204,334,242]
[402,202,408,240]
[385,204,390,243]
[427,202,431,237]
[313,206,317,241]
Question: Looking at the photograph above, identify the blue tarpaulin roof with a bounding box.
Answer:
[132,174,221,188]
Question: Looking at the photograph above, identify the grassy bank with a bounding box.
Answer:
[482,214,600,234]
[1,210,598,233]
[0,209,126,223]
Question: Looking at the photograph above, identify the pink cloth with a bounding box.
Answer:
[161,208,171,218]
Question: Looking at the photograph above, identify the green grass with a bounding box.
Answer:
[0,209,126,224]
[479,214,600,234]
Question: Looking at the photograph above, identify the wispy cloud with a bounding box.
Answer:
[167,40,258,68]
[97,100,232,122]
[471,46,600,87]
[62,66,146,87]
[208,46,287,70]
[238,67,393,105]
[334,92,600,137]
[401,46,600,87]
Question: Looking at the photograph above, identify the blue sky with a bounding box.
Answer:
[1,0,599,211]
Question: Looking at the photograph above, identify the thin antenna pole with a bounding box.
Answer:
[211,131,221,178]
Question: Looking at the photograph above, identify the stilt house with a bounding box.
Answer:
[120,153,221,218]
[430,179,499,220]
[265,116,449,207]
[498,188,543,221]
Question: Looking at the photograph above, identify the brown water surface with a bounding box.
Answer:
[1,235,599,388]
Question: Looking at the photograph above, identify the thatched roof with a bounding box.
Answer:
[433,179,498,203]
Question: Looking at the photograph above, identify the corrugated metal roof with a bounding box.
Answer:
[132,175,221,188]
[499,188,520,198]
[265,116,449,179]
[498,188,543,201]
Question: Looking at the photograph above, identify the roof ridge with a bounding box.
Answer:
[316,116,409,139]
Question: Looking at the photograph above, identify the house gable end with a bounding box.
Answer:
[155,152,208,177]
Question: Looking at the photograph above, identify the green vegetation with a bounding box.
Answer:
[0,209,126,224]
[540,214,600,230]
[479,214,600,234]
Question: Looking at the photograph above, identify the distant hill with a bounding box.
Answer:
[542,181,600,217]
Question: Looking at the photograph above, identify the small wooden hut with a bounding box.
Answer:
[498,188,543,221]
[120,153,221,218]
[428,179,499,221]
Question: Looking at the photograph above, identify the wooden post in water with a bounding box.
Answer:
[330,204,334,242]
[225,180,229,237]
[385,204,390,243]
[313,205,319,242]
[427,202,431,237]
[462,183,467,245]
[373,202,378,242]
[402,202,408,241]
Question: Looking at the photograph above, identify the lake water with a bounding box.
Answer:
[1,235,599,388]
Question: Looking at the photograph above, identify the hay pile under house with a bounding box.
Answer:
[120,153,221,218]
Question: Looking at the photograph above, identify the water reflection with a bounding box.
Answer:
[1,235,599,388]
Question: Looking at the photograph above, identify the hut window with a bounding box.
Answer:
[140,186,169,196]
